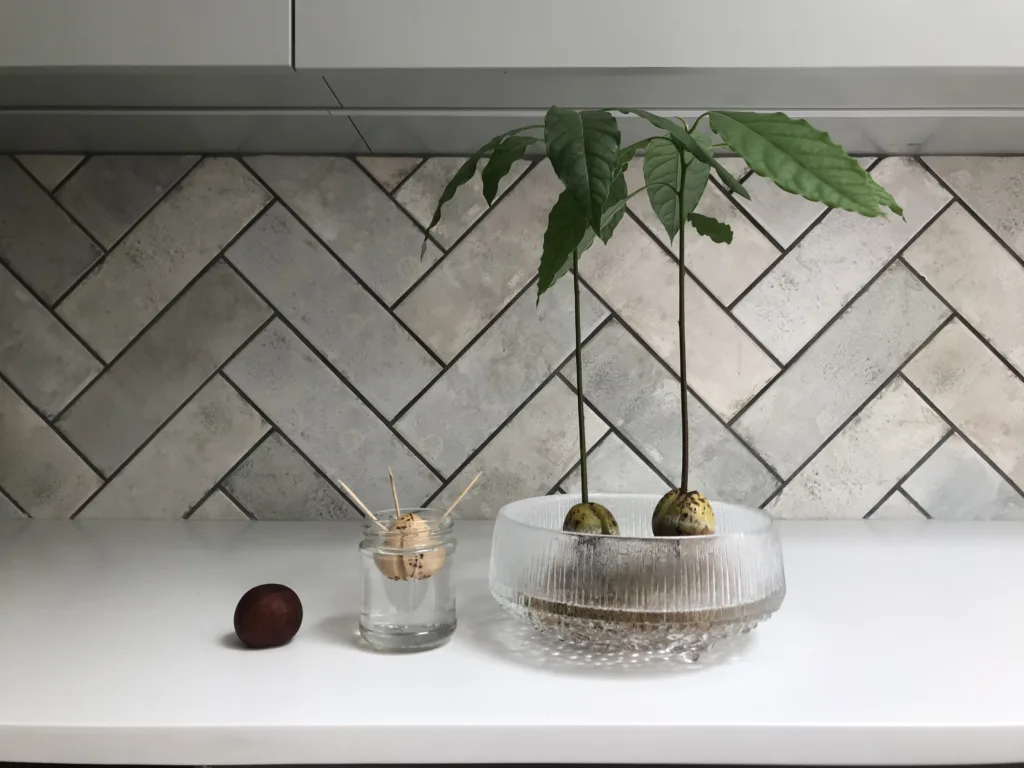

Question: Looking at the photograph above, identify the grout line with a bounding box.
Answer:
[861,431,952,519]
[544,428,617,496]
[182,430,275,520]
[726,196,957,429]
[218,259,447,483]
[898,371,1024,503]
[65,311,277,520]
[419,315,616,508]
[0,485,31,519]
[320,77,344,110]
[236,157,446,368]
[52,199,276,422]
[388,158,429,195]
[389,273,542,426]
[217,481,259,521]
[897,487,933,519]
[388,159,540,310]
[51,155,203,308]
[756,314,958,508]
[624,207,786,371]
[47,155,91,196]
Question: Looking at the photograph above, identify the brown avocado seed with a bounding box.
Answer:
[374,512,447,581]
[233,584,303,649]
[562,502,620,535]
[652,489,715,536]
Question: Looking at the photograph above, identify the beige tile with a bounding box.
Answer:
[581,214,779,420]
[431,380,606,519]
[734,158,950,362]
[226,204,439,417]
[396,156,529,249]
[58,158,271,361]
[78,377,268,519]
[904,203,1024,376]
[903,434,1024,521]
[0,264,101,417]
[398,277,606,476]
[872,492,927,520]
[924,156,1024,258]
[245,155,441,304]
[562,434,671,496]
[395,164,561,360]
[905,320,1024,490]
[768,378,947,519]
[356,156,422,191]
[735,262,950,477]
[736,157,875,248]
[625,163,780,304]
[190,490,248,521]
[16,154,82,191]
[0,377,102,519]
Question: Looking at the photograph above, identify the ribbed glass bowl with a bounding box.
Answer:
[489,494,786,659]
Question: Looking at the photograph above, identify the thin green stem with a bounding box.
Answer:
[678,172,690,492]
[572,249,588,504]
[689,112,712,133]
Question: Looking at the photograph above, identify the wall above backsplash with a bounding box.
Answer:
[2,152,1024,522]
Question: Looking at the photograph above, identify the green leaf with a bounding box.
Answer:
[680,130,712,220]
[537,189,590,299]
[708,111,901,217]
[689,213,733,244]
[617,108,750,199]
[421,124,540,256]
[615,138,650,174]
[544,107,621,232]
[643,138,684,242]
[597,172,628,243]
[481,135,540,205]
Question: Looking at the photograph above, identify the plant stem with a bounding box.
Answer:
[678,175,690,492]
[572,249,588,504]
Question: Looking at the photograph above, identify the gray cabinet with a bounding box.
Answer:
[0,0,292,69]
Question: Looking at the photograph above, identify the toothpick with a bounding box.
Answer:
[439,472,482,523]
[388,466,401,518]
[336,478,388,531]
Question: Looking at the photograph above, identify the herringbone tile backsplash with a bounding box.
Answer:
[3,152,1024,522]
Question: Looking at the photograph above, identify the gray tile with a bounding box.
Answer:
[223,432,360,521]
[56,155,198,248]
[0,490,25,519]
[903,434,1024,521]
[0,156,102,304]
[396,276,607,476]
[736,157,875,248]
[244,155,441,305]
[625,164,780,304]
[924,156,1024,258]
[0,264,101,416]
[767,379,947,519]
[430,380,607,520]
[190,490,248,521]
[733,158,950,362]
[225,321,439,512]
[904,203,1024,376]
[396,164,561,360]
[735,262,949,478]
[871,492,927,520]
[562,434,671,497]
[57,262,270,475]
[0,377,102,518]
[396,156,530,249]
[356,156,422,191]
[78,376,268,519]
[16,154,83,191]
[580,214,778,420]
[225,204,438,418]
[904,320,1024,489]
[58,158,270,361]
[562,322,779,506]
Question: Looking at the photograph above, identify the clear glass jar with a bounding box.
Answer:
[359,508,456,652]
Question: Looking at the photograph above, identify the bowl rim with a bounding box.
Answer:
[495,493,775,541]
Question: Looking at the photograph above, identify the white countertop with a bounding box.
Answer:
[0,519,1022,766]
